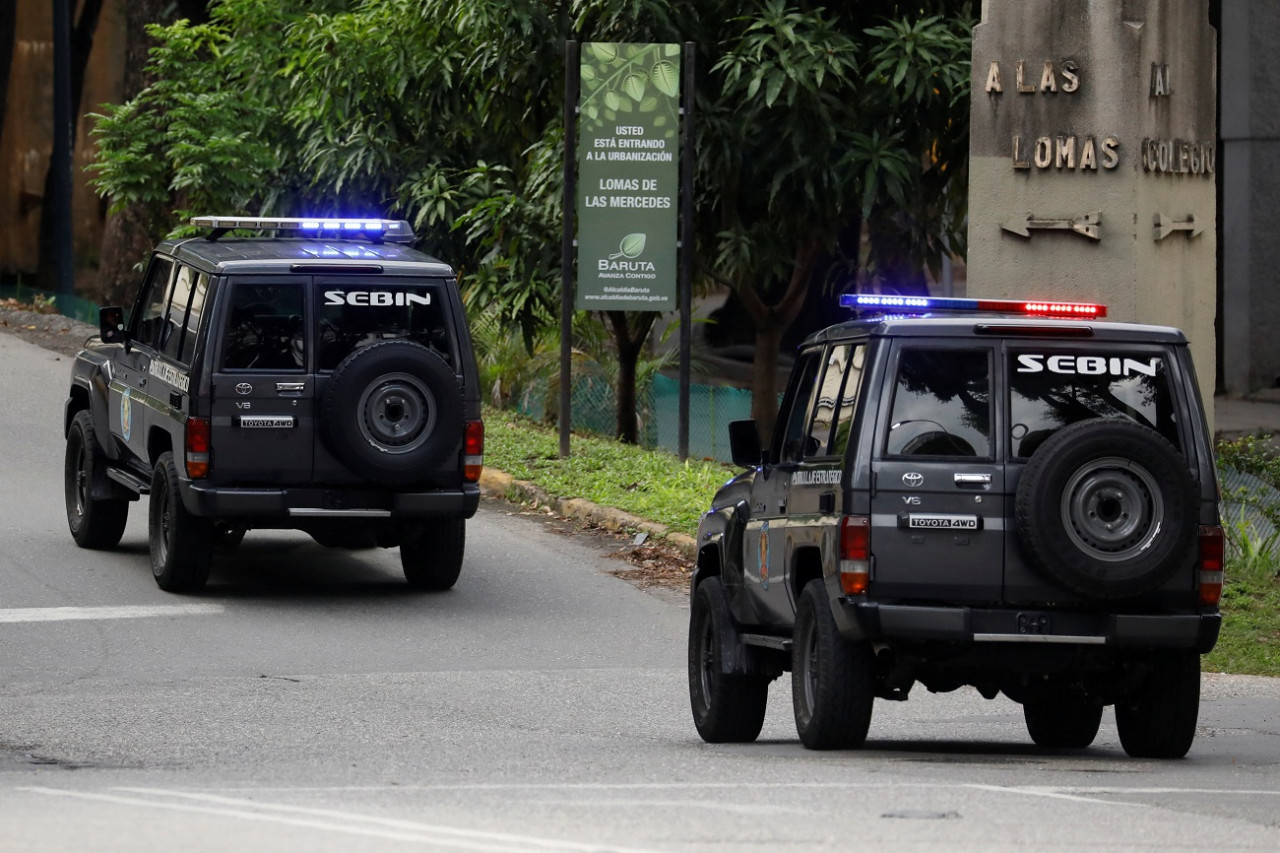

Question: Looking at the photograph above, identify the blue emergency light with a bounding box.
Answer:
[840,293,1107,319]
[191,216,416,244]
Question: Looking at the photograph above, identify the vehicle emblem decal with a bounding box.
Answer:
[235,382,253,396]
[120,388,132,442]
[903,472,924,488]
[758,520,770,591]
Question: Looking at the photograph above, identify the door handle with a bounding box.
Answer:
[954,473,991,487]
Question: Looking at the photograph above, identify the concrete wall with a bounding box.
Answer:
[968,0,1218,410]
[1220,1,1280,395]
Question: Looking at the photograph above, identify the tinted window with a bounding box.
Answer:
[178,271,210,365]
[134,256,175,350]
[1009,349,1178,457]
[161,265,201,362]
[317,283,450,371]
[829,345,866,459]
[221,282,305,371]
[777,353,822,463]
[885,348,991,458]
[806,344,865,459]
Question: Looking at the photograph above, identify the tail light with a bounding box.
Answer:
[839,515,871,595]
[185,416,211,479]
[463,420,484,482]
[1197,524,1224,606]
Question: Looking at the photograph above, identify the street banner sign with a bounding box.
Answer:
[576,43,681,311]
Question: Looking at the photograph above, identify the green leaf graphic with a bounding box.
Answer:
[651,60,679,97]
[609,233,647,259]
[604,90,621,111]
[622,73,647,101]
[589,43,617,63]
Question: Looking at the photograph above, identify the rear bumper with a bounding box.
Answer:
[179,481,480,520]
[833,599,1221,654]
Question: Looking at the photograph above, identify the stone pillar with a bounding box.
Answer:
[1220,1,1280,395]
[967,0,1218,413]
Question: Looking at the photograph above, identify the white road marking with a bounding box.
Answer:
[20,787,673,853]
[0,604,224,623]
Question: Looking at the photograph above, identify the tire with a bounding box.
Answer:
[64,411,128,549]
[1015,419,1197,599]
[791,580,874,750]
[1023,696,1104,749]
[688,577,768,743]
[1116,651,1201,759]
[401,517,465,590]
[149,452,212,593]
[320,341,462,486]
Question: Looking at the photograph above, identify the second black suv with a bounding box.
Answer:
[64,216,483,592]
[689,294,1223,758]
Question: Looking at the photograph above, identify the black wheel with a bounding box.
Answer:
[149,452,212,593]
[1023,695,1104,749]
[401,517,465,590]
[791,580,874,750]
[1015,419,1197,599]
[688,577,768,743]
[320,341,462,485]
[1116,651,1201,758]
[64,411,128,549]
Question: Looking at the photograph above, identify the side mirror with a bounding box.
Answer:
[728,419,763,468]
[99,306,127,345]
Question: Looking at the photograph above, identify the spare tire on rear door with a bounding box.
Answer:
[321,340,461,485]
[1014,418,1197,600]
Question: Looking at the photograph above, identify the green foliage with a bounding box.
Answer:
[483,406,734,534]
[1209,434,1280,676]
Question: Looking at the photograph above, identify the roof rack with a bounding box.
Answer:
[840,293,1107,319]
[189,216,416,245]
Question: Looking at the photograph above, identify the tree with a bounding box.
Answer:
[89,0,974,443]
[93,0,210,307]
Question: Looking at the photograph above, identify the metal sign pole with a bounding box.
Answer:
[678,43,696,460]
[560,40,580,459]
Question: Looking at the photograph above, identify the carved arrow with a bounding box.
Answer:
[1154,213,1204,241]
[1001,211,1101,241]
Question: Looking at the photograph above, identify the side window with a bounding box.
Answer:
[178,271,210,364]
[161,265,198,362]
[828,345,866,459]
[221,282,305,371]
[1009,349,1178,457]
[885,348,991,458]
[804,345,861,458]
[776,353,822,463]
[133,256,175,350]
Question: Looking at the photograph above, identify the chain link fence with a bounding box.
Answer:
[513,372,758,463]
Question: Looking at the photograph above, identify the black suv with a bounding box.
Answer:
[64,216,483,592]
[689,294,1223,759]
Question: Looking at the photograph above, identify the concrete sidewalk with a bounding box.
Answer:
[1215,393,1280,440]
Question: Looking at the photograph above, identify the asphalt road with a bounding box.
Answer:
[3,331,1280,852]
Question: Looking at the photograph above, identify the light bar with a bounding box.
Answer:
[840,293,1107,319]
[190,216,415,244]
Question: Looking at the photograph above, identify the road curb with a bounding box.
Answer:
[479,468,697,559]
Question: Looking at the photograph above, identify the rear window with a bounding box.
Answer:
[317,283,452,370]
[1008,349,1179,457]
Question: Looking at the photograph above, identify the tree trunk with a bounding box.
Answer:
[34,0,104,291]
[605,310,656,444]
[93,0,178,303]
[735,239,821,445]
[0,1,15,140]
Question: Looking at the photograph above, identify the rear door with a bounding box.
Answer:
[208,277,314,485]
[869,343,1005,602]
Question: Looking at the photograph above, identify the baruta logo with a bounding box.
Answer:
[598,233,655,272]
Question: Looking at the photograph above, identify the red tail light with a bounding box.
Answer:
[463,419,484,482]
[839,515,871,595]
[1198,524,1224,606]
[185,416,211,479]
